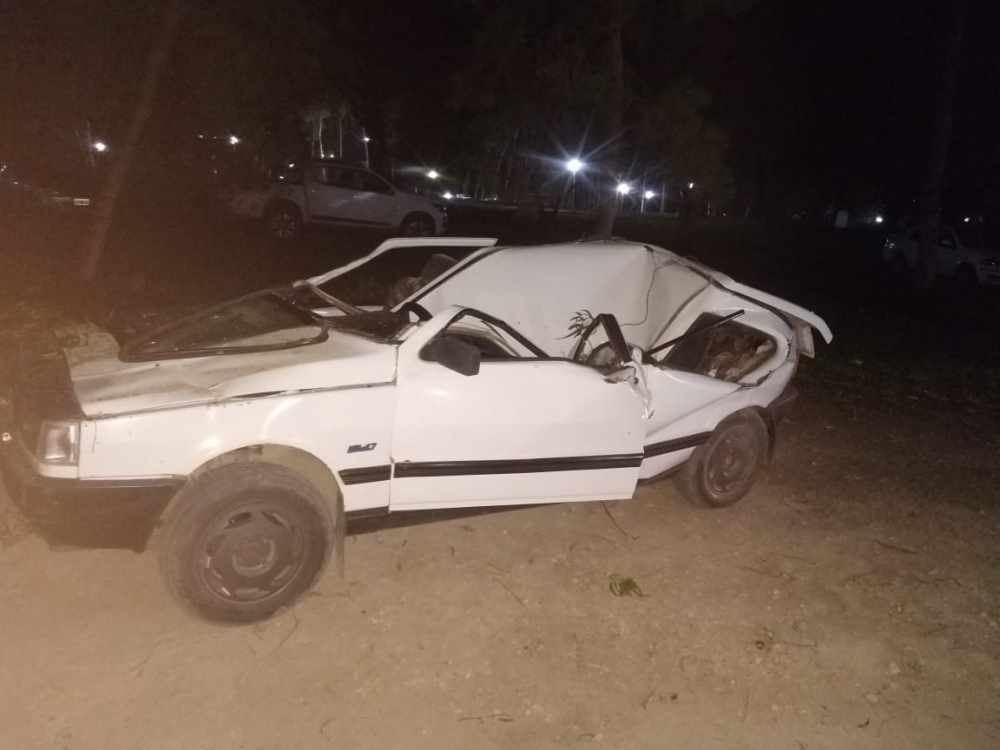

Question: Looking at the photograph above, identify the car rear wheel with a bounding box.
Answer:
[400,212,436,237]
[674,411,769,508]
[264,204,303,242]
[159,463,335,624]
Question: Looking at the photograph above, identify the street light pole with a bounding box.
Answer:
[566,158,583,211]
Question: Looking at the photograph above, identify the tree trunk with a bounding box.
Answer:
[915,0,970,289]
[591,0,626,238]
[79,0,184,283]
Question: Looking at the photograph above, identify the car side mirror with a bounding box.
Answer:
[427,334,481,376]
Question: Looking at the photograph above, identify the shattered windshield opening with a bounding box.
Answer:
[323,309,412,341]
[120,291,327,361]
[284,284,413,342]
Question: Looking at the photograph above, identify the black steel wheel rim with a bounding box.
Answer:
[705,426,759,498]
[197,501,307,604]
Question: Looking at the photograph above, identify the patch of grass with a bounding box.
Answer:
[0,504,33,548]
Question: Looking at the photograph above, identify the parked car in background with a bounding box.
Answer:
[1,236,830,624]
[229,160,447,241]
[881,224,1000,286]
[0,164,92,212]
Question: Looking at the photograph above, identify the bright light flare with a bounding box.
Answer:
[687,182,694,189]
[427,170,439,179]
[92,141,108,153]
[228,135,240,145]
[617,182,631,195]
[443,191,454,200]
[644,190,655,200]
[566,158,583,174]
[875,215,883,224]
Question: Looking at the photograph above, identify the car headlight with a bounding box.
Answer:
[36,420,80,465]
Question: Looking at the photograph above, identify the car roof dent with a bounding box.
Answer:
[409,240,832,356]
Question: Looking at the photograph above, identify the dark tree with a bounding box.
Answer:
[915,0,972,289]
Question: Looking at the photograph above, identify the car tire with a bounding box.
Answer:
[955,264,978,286]
[400,212,436,237]
[674,411,769,509]
[159,463,335,625]
[264,203,303,242]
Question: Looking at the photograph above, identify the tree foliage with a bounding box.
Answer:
[449,0,741,228]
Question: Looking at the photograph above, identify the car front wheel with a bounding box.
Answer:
[159,463,335,624]
[674,411,769,508]
[400,212,436,237]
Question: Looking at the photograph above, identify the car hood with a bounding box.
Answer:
[58,322,397,418]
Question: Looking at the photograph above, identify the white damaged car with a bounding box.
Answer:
[0,237,831,623]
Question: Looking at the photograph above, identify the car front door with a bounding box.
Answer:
[305,164,355,223]
[389,308,649,510]
[344,169,397,227]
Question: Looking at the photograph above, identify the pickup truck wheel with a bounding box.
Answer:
[400,212,435,237]
[264,204,302,241]
[159,463,334,624]
[674,412,768,509]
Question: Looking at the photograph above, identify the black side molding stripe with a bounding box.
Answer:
[339,465,392,485]
[642,432,712,459]
[394,453,643,479]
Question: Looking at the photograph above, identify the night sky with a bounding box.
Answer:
[1,0,997,222]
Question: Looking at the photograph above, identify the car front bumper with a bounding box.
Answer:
[0,436,184,552]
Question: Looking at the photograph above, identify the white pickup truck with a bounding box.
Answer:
[230,159,447,241]
[882,224,1000,286]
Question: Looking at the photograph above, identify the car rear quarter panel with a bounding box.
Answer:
[81,386,396,513]
[638,359,797,480]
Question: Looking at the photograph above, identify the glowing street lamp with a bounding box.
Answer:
[228,135,240,146]
[616,182,632,212]
[92,141,108,153]
[427,169,440,180]
[566,158,584,210]
[361,129,370,168]
[641,189,655,212]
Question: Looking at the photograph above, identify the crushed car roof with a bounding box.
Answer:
[306,237,832,357]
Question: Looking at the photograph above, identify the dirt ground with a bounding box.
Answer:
[2,389,998,750]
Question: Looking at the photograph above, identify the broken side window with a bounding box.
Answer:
[423,310,546,362]
[659,313,777,383]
